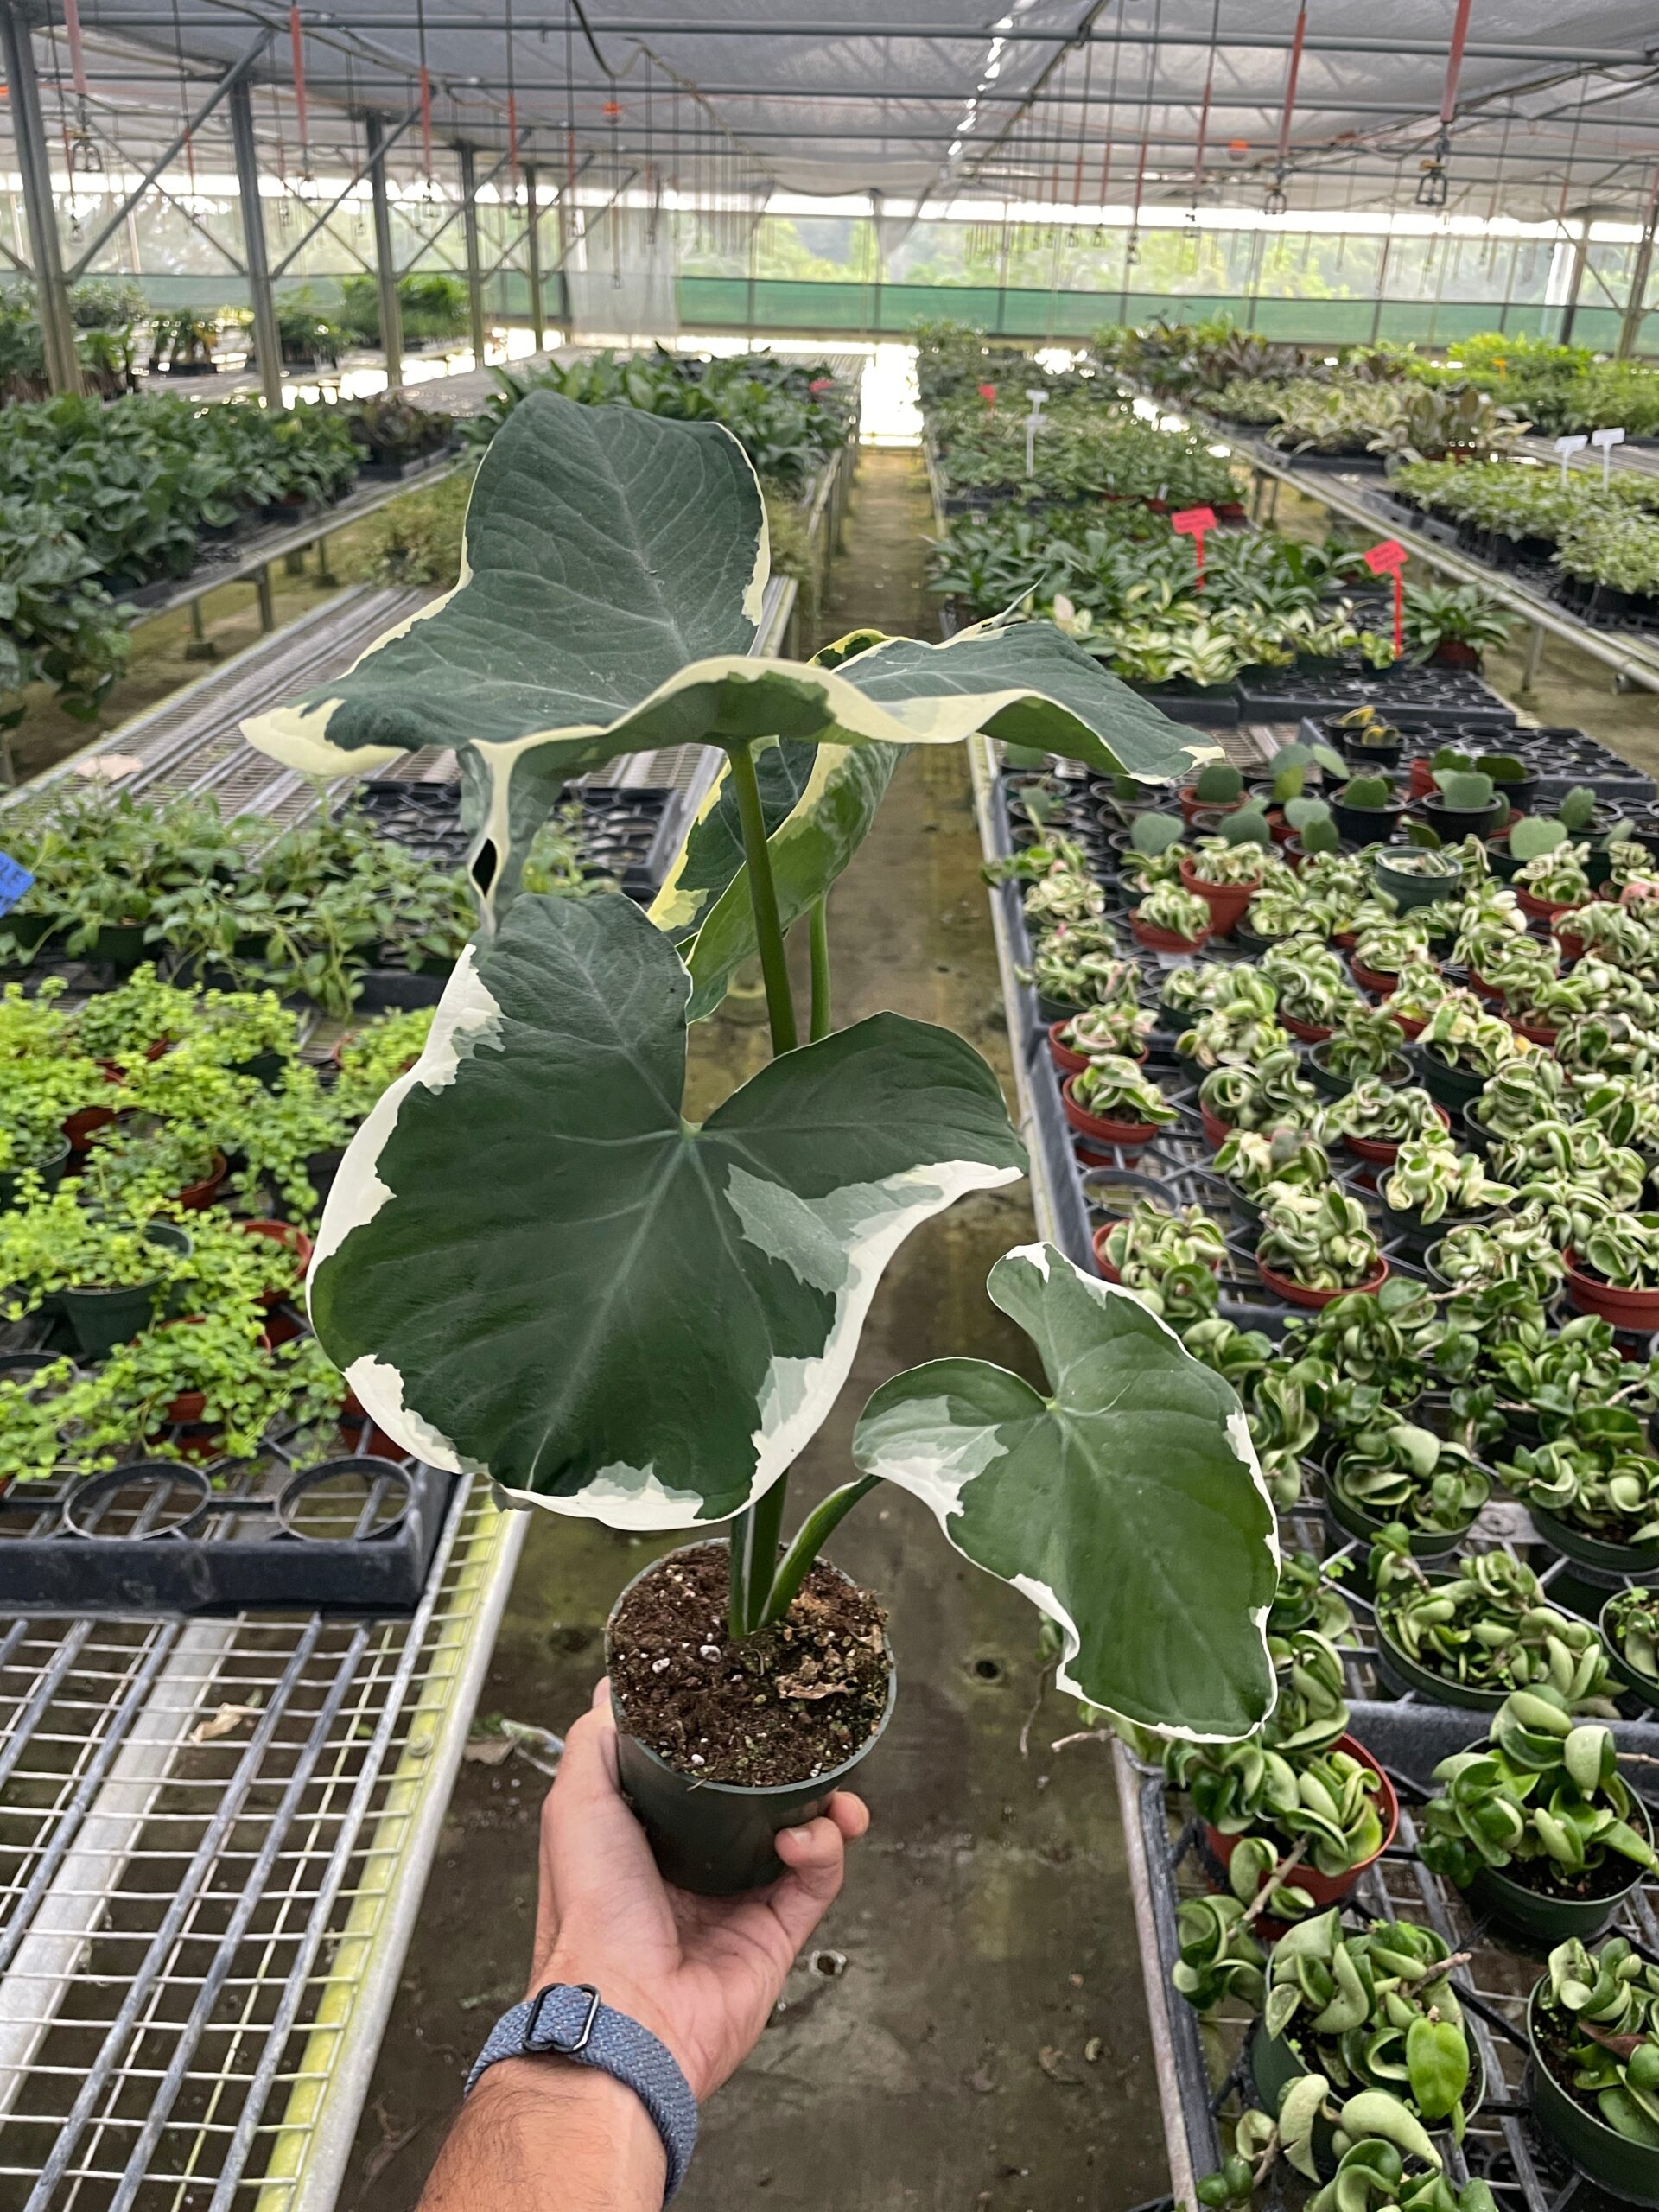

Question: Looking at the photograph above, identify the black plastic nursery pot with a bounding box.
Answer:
[1527,1501,1659,1581]
[1597,1594,1659,1713]
[1332,798,1405,845]
[0,1133,72,1211]
[1322,1466,1471,1560]
[1306,1046,1411,1103]
[57,1220,192,1357]
[1249,2016,1484,2179]
[1371,1603,1510,1711]
[1382,1200,1499,1262]
[1374,854,1463,912]
[1528,1983,1659,2209]
[1409,1046,1488,1115]
[1419,796,1505,843]
[607,1543,897,1897]
[1467,1803,1655,1944]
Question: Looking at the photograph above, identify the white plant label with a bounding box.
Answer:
[1592,425,1626,486]
[1554,431,1589,484]
[1024,387,1048,478]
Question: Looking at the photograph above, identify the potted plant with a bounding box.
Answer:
[1419,1688,1657,1941]
[1132,880,1211,957]
[1465,1054,1567,1149]
[1351,920,1433,997]
[1215,1127,1331,1232]
[1180,833,1269,938]
[1402,582,1514,671]
[1093,1199,1226,1321]
[1381,1135,1514,1256]
[1326,1420,1490,1553]
[1260,936,1365,1043]
[1064,1052,1178,1151]
[0,1191,193,1357]
[1412,993,1526,1110]
[1422,769,1505,844]
[1179,759,1250,823]
[247,388,1280,1893]
[1529,1936,1659,2203]
[1325,1077,1449,1165]
[1021,926,1132,1023]
[1329,706,1405,768]
[1199,1047,1322,1146]
[1503,1406,1659,1571]
[1513,827,1594,922]
[1332,773,1404,847]
[1257,1185,1389,1307]
[1308,1007,1414,1100]
[1600,1587,1659,1712]
[1563,1211,1659,1331]
[1372,1541,1613,1710]
[1049,991,1148,1073]
[1374,846,1464,912]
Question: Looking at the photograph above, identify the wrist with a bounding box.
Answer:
[461,2060,666,2205]
[532,1956,700,2099]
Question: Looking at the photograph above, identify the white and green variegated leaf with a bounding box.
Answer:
[649,737,819,944]
[241,391,1198,921]
[307,890,1026,1525]
[851,1244,1277,1740]
[683,739,905,1020]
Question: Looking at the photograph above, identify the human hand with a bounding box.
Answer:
[528,1679,868,2102]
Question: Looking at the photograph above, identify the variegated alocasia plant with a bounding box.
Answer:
[259,388,1274,1739]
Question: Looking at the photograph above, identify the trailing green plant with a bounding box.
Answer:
[1432,1212,1564,1300]
[1419,1686,1656,1894]
[1603,1588,1659,1689]
[1179,978,1289,1067]
[1261,936,1365,1028]
[1023,927,1135,1009]
[1469,1055,1567,1140]
[1573,1210,1659,1290]
[1202,1048,1322,1135]
[1168,1729,1385,1878]
[1135,880,1212,944]
[1416,995,1527,1079]
[1217,1126,1332,1201]
[1538,1936,1659,2151]
[1097,1200,1226,1321]
[1371,1541,1615,1707]
[1331,1421,1490,1536]
[1323,1007,1412,1080]
[1324,1079,1445,1147]
[1072,1052,1178,1127]
[1055,996,1150,1060]
[1257,1185,1383,1293]
[1382,1137,1513,1225]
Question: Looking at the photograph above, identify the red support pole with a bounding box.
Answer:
[420,65,434,178]
[289,3,308,155]
[1440,0,1476,124]
[1277,7,1307,168]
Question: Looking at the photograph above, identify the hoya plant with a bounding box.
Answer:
[1371,1541,1615,1708]
[1538,1936,1659,2150]
[252,390,1277,1827]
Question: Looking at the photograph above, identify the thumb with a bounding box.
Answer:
[763,1814,850,1954]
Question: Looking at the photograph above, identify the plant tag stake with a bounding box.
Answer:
[0,851,32,917]
[1362,538,1408,659]
[1171,505,1217,589]
[1591,425,1626,486]
[1554,430,1589,484]
[1023,387,1048,479]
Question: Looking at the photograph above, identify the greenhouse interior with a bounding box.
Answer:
[7,1,1659,2208]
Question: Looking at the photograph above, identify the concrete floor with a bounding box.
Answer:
[337,449,1171,2212]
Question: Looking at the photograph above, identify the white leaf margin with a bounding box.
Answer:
[303,945,1027,1529]
[855,1242,1281,1745]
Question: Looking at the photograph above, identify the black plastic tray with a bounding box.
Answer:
[0,1448,459,1615]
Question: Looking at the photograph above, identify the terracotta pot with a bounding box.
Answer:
[1350,957,1401,998]
[1179,785,1247,824]
[1512,1014,1560,1049]
[1048,1021,1090,1076]
[1205,1735,1398,1905]
[1389,1007,1427,1040]
[1466,967,1504,1002]
[239,1218,315,1306]
[1061,1076,1161,1152]
[1563,1254,1659,1332]
[161,1320,274,1426]
[1408,757,1436,799]
[62,1103,118,1152]
[1516,887,1586,925]
[175,1152,228,1211]
[1344,1104,1450,1165]
[1092,1220,1220,1292]
[1200,1104,1233,1148]
[1179,854,1260,939]
[1257,1253,1390,1307]
[1130,912,1209,957]
[1281,1012,1334,1044]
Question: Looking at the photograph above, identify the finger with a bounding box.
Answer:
[826,1791,869,1842]
[764,1814,849,1953]
[591,1675,611,1712]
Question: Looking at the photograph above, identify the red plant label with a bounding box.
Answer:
[1171,505,1217,588]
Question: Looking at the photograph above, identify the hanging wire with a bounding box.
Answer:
[289,3,311,180]
[504,0,519,196]
[168,0,197,194]
[1191,0,1221,213]
[1126,0,1161,269]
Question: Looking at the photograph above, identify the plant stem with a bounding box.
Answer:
[728,1478,789,1638]
[809,895,832,1043]
[726,738,797,1056]
[757,1475,880,1628]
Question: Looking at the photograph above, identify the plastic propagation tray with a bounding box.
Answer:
[1235,663,1519,729]
[1293,716,1657,809]
[350,779,675,899]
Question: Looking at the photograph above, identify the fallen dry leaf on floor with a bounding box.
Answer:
[463,1738,515,1766]
[188,1703,261,1745]
[1038,2046,1083,2087]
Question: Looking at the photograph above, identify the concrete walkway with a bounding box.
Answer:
[341,448,1168,2212]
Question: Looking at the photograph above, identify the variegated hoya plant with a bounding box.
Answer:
[244,390,1278,1741]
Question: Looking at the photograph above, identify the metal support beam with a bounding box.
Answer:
[229,80,284,409]
[1,3,78,393]
[65,29,275,283]
[1557,226,1591,347]
[365,111,404,391]
[523,164,545,346]
[1618,172,1659,362]
[270,107,415,281]
[458,143,487,368]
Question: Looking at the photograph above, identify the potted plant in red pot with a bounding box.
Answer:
[1198,1046,1322,1148]
[1179,759,1250,823]
[1064,1052,1177,1151]
[1255,1185,1389,1307]
[1092,1198,1225,1315]
[1131,878,1211,958]
[1049,992,1149,1073]
[1324,1076,1449,1166]
[1511,825,1594,923]
[1179,824,1271,938]
[1564,1211,1659,1331]
[255,389,1277,1896]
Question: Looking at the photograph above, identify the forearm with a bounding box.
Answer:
[420,2058,668,2212]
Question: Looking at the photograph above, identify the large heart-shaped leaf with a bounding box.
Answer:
[242,392,1198,920]
[682,740,905,1020]
[850,1244,1277,1738]
[308,891,1027,1524]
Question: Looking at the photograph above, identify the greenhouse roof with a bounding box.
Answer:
[35,1,1659,222]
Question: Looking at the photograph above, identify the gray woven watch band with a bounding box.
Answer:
[464,1983,698,2201]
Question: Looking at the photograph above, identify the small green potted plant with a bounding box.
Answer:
[1511,822,1593,922]
[1180,830,1270,938]
[1064,1052,1178,1151]
[1420,1688,1656,1942]
[1381,1135,1514,1256]
[1132,878,1212,958]
[1325,1421,1490,1554]
[1050,989,1149,1073]
[1427,1210,1565,1301]
[1332,772,1405,847]
[1179,758,1250,823]
[1022,925,1132,1024]
[1215,1127,1331,1232]
[1260,936,1365,1043]
[1412,992,1527,1110]
[1402,582,1513,671]
[1093,1199,1226,1321]
[0,1190,193,1357]
[1308,1007,1413,1099]
[1529,1936,1659,2203]
[1325,1077,1448,1166]
[1599,1586,1659,1712]
[1257,1185,1388,1308]
[1503,1410,1659,1574]
[1372,1540,1614,1711]
[1199,1047,1322,1145]
[1374,845,1464,913]
[1351,919,1434,996]
[1330,704,1405,768]
[1562,1210,1659,1332]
